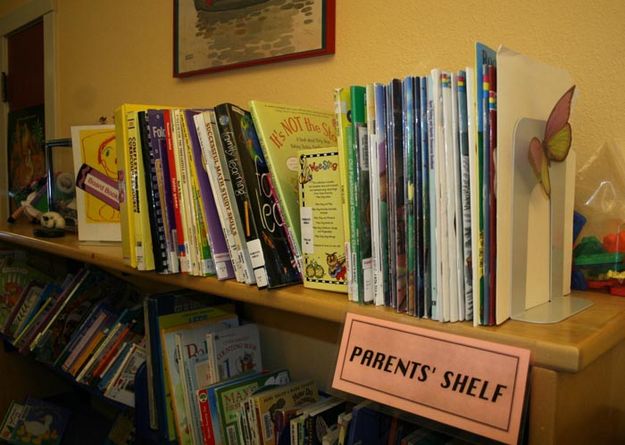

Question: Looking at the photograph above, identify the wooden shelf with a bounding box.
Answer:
[2,223,625,374]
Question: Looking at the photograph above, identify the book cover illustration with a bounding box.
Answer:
[7,105,45,212]
[254,380,318,445]
[209,323,262,382]
[217,103,301,288]
[10,398,70,445]
[214,370,291,445]
[298,148,347,292]
[70,125,120,242]
[0,401,25,441]
[249,101,337,261]
[215,103,269,287]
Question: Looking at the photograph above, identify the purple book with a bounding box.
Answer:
[147,109,180,274]
[184,109,235,280]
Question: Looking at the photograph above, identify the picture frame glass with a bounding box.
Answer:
[174,0,335,77]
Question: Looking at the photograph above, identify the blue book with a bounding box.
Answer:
[475,42,496,325]
[345,402,391,445]
[419,76,430,318]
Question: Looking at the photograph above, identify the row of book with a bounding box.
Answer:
[332,43,501,327]
[0,397,70,445]
[112,45,505,325]
[115,102,330,289]
[0,249,145,407]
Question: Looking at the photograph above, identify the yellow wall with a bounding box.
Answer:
[6,0,625,167]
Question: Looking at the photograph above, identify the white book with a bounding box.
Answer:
[431,69,448,322]
[465,67,481,326]
[202,110,256,285]
[426,73,439,321]
[194,111,245,283]
[442,72,459,323]
[451,73,466,321]
[366,84,383,306]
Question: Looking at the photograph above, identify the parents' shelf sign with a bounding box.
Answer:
[332,313,530,444]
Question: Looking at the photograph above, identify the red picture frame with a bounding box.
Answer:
[174,0,336,78]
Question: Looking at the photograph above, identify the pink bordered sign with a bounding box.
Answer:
[332,313,531,444]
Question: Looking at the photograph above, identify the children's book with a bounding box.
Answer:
[402,76,417,315]
[161,315,239,445]
[249,100,337,268]
[70,125,120,242]
[457,70,474,322]
[251,379,318,445]
[419,77,431,318]
[0,401,25,441]
[206,323,262,382]
[213,369,290,445]
[298,147,348,292]
[350,86,373,304]
[386,79,406,310]
[10,398,70,445]
[333,88,353,301]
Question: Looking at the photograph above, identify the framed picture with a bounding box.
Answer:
[45,138,77,231]
[174,0,335,77]
[6,105,46,212]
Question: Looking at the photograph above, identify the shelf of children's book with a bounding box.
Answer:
[1,335,132,413]
[3,223,625,374]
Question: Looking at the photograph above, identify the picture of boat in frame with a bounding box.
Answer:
[174,0,335,77]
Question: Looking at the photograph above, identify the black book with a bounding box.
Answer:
[214,103,301,288]
[138,111,168,273]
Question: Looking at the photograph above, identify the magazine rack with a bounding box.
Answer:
[510,118,592,323]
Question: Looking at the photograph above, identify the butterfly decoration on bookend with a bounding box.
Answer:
[528,85,576,197]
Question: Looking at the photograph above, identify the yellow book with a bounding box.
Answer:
[298,147,348,292]
[253,380,318,445]
[115,103,172,268]
[334,88,353,298]
[68,329,106,376]
[126,110,155,271]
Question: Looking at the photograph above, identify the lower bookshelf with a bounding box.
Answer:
[2,222,625,443]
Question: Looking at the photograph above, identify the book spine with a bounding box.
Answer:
[197,110,249,284]
[481,65,491,325]
[402,76,416,315]
[127,111,154,270]
[488,64,497,326]
[334,88,353,301]
[372,84,389,307]
[28,269,90,352]
[181,111,216,276]
[419,77,430,318]
[413,76,424,319]
[148,110,180,274]
[61,309,108,372]
[197,389,216,445]
[140,111,169,273]
[75,320,123,384]
[215,104,268,288]
[164,110,189,273]
[450,73,466,321]
[351,86,373,303]
[186,109,235,279]
[115,105,136,267]
[458,71,474,322]
[428,71,442,321]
